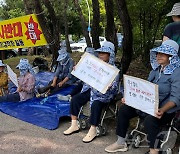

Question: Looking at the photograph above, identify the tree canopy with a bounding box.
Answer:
[0,0,179,72]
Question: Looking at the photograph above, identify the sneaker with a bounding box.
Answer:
[57,94,71,101]
[105,142,128,153]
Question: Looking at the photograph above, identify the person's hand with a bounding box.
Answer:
[121,97,126,104]
[58,81,64,87]
[17,87,22,92]
[51,82,56,87]
[108,83,112,89]
[73,66,76,71]
[155,108,164,119]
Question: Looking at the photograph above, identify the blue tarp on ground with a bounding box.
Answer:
[0,72,74,130]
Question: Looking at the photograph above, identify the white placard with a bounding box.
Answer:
[123,75,159,117]
[7,65,18,87]
[71,52,119,94]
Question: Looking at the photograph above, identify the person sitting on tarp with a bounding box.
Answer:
[63,41,119,143]
[37,47,76,97]
[0,58,35,102]
[0,60,8,96]
[57,47,95,102]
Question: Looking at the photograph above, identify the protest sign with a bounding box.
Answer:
[71,52,119,94]
[123,75,159,117]
[7,65,18,87]
[0,14,47,50]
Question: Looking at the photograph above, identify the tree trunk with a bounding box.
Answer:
[23,0,34,14]
[42,0,60,59]
[104,0,118,53]
[115,0,133,75]
[63,0,72,53]
[73,0,92,48]
[23,0,57,56]
[91,0,100,49]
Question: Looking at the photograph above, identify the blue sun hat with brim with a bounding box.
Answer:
[16,58,34,74]
[150,40,180,74]
[95,41,115,65]
[57,47,68,62]
[85,47,95,55]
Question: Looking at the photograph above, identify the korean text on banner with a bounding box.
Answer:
[7,65,18,87]
[71,52,119,94]
[0,14,47,50]
[123,75,159,117]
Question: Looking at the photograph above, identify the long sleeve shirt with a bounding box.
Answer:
[0,72,8,96]
[18,72,35,101]
[148,67,180,113]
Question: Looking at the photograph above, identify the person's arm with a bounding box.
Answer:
[51,76,58,87]
[67,58,74,79]
[156,101,176,119]
[163,23,172,41]
[58,77,69,87]
[162,36,170,42]
[156,68,180,118]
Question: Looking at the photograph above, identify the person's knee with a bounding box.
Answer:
[144,115,157,130]
[118,105,129,118]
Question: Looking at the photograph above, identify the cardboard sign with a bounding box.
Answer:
[0,14,47,50]
[71,52,119,94]
[7,65,18,87]
[123,75,159,116]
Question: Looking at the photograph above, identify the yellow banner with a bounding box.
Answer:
[0,14,47,50]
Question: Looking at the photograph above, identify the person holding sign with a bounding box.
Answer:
[37,47,76,97]
[105,40,180,154]
[0,59,35,102]
[57,47,95,102]
[0,60,8,96]
[64,41,119,143]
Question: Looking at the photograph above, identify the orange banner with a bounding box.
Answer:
[0,14,47,50]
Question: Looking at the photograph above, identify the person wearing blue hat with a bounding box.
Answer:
[105,40,180,154]
[37,47,76,96]
[0,58,35,102]
[57,47,95,102]
[63,41,119,143]
[163,3,180,57]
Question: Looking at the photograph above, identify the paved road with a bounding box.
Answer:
[0,112,179,154]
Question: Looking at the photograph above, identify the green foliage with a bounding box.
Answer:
[0,0,25,19]
[127,0,174,59]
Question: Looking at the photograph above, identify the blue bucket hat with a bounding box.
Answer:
[85,47,95,55]
[150,40,180,74]
[95,41,115,65]
[57,47,68,62]
[16,58,34,74]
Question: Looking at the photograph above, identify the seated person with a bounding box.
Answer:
[105,40,180,154]
[57,47,95,101]
[0,58,35,102]
[63,41,119,143]
[37,47,76,96]
[0,60,8,96]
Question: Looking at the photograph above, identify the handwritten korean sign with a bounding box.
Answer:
[123,75,159,117]
[0,14,47,50]
[71,52,119,94]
